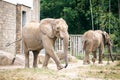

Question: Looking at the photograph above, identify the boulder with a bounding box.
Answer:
[38,50,78,64]
[14,54,24,65]
[56,50,78,63]
[37,54,54,64]
[0,50,78,66]
[0,50,24,66]
[0,50,14,65]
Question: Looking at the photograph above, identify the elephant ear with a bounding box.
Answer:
[40,19,55,38]
[52,18,61,31]
[52,18,68,31]
[102,31,111,45]
[40,18,68,38]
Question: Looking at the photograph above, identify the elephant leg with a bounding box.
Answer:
[98,47,103,64]
[48,51,63,70]
[24,49,29,68]
[32,50,39,68]
[92,51,97,59]
[42,36,63,70]
[42,53,50,69]
[83,50,90,64]
[92,51,97,64]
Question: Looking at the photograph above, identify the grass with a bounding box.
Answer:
[0,68,57,80]
[77,61,120,80]
[0,61,120,80]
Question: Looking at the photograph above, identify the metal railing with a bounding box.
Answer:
[54,35,83,57]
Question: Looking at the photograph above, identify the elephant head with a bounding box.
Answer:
[40,18,69,68]
[102,31,114,62]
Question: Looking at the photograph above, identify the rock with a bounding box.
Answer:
[56,50,78,63]
[14,54,24,65]
[37,54,54,64]
[38,50,78,64]
[0,50,14,65]
[0,50,78,66]
[0,50,24,66]
[68,54,78,63]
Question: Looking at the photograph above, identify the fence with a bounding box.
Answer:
[54,35,120,60]
[54,35,83,57]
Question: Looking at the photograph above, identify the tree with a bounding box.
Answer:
[40,0,120,50]
[40,0,91,34]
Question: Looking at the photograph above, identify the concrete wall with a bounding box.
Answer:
[0,1,16,54]
[16,4,32,54]
[3,0,33,8]
[0,0,40,54]
[16,0,40,54]
[31,0,40,22]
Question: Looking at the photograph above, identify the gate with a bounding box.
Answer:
[54,35,83,57]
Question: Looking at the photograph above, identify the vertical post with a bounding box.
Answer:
[108,0,111,34]
[118,0,120,27]
[107,0,111,64]
[16,4,22,54]
[90,0,94,30]
[71,36,74,56]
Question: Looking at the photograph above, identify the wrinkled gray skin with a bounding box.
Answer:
[82,30,114,64]
[22,18,69,70]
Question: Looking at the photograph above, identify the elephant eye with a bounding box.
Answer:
[56,27,60,31]
[57,30,60,33]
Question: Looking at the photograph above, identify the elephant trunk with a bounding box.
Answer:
[63,33,69,68]
[107,44,114,62]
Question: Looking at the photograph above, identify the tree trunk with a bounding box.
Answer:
[118,0,120,27]
[90,0,94,30]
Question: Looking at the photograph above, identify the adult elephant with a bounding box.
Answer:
[22,18,69,70]
[82,30,114,64]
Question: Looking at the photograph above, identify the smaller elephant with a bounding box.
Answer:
[82,30,114,64]
[22,18,69,70]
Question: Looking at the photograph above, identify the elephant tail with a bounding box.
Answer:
[6,38,22,47]
[82,39,87,55]
[109,45,114,62]
[11,56,16,65]
[5,38,22,65]
[82,40,87,51]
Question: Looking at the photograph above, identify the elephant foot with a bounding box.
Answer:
[25,65,29,68]
[57,65,64,70]
[83,60,91,65]
[92,58,96,64]
[42,66,48,69]
[25,67,29,68]
[33,64,38,68]
[83,62,90,65]
[83,62,88,65]
[98,61,103,64]
[33,66,38,68]
[87,60,90,64]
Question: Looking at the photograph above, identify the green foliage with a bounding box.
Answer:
[40,0,91,34]
[40,0,120,51]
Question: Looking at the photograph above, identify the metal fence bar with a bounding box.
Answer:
[55,35,120,59]
[54,35,83,57]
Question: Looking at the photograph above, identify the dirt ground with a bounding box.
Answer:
[0,60,120,80]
